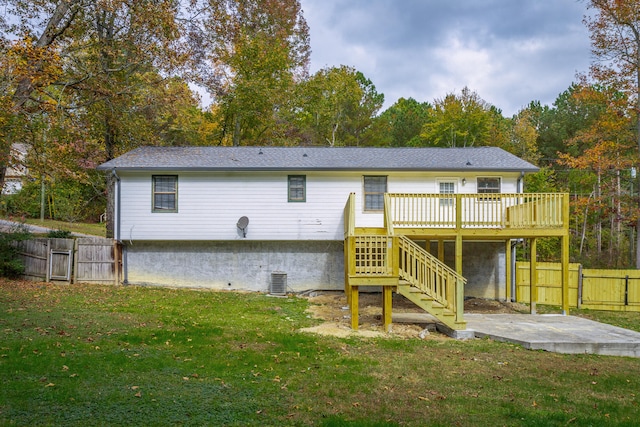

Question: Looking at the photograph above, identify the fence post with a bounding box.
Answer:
[45,239,51,282]
[577,264,583,309]
[529,238,537,315]
[625,275,629,306]
[73,239,79,284]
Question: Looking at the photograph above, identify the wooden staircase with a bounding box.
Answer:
[396,236,466,330]
[344,192,467,331]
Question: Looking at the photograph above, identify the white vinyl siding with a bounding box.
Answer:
[116,171,521,241]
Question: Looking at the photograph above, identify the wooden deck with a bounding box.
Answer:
[344,193,571,333]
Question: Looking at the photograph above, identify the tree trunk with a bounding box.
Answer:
[636,66,640,268]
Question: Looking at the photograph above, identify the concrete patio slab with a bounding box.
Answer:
[393,312,640,357]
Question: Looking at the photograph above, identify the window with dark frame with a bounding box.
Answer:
[152,175,178,212]
[477,177,501,194]
[288,175,306,202]
[364,176,387,211]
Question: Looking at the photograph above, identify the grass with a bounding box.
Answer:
[1,280,639,426]
[11,218,106,237]
[538,304,640,333]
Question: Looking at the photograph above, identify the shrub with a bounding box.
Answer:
[47,229,73,238]
[0,223,32,278]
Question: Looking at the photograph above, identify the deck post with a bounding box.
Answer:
[438,240,445,262]
[456,277,465,324]
[561,234,570,315]
[455,234,463,277]
[561,193,570,315]
[505,239,511,302]
[530,238,537,315]
[350,285,359,330]
[382,285,393,332]
[344,238,350,304]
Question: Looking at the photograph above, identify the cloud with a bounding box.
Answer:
[300,0,592,116]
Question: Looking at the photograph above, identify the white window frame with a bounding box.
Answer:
[438,180,456,207]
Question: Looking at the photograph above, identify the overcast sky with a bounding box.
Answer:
[298,0,593,117]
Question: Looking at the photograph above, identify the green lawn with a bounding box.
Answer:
[16,218,106,237]
[1,280,639,426]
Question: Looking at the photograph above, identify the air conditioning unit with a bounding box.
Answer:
[270,271,287,296]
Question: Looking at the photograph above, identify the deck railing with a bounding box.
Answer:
[386,193,566,229]
[397,236,465,322]
[352,235,394,276]
[344,192,356,238]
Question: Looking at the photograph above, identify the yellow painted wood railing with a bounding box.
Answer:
[386,193,566,229]
[344,192,356,238]
[352,235,394,276]
[397,235,466,324]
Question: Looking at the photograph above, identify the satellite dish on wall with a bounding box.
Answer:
[237,216,249,237]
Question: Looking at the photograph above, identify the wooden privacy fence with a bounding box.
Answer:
[516,261,640,312]
[15,237,119,285]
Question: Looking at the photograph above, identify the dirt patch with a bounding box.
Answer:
[298,291,529,339]
[464,297,529,314]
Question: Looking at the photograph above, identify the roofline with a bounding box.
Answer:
[97,166,539,173]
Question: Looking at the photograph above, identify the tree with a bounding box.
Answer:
[420,87,494,147]
[557,83,636,267]
[200,0,310,146]
[297,66,383,146]
[0,1,201,236]
[369,97,432,146]
[584,0,640,267]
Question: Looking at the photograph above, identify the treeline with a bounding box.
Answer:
[0,1,638,268]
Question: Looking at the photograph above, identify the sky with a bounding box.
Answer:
[298,0,594,117]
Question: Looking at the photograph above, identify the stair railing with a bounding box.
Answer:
[397,235,466,323]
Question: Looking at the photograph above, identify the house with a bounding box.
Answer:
[98,146,570,332]
[2,143,28,195]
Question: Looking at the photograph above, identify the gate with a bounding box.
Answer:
[16,237,118,285]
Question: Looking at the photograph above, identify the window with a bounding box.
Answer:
[477,177,501,194]
[288,175,306,202]
[152,175,178,212]
[364,176,387,211]
[439,181,455,207]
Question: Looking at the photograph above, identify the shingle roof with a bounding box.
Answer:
[97,146,539,172]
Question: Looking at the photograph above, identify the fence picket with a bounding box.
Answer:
[516,261,640,312]
[16,237,117,285]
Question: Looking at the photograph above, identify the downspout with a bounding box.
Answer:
[111,169,127,284]
[111,169,121,241]
[517,170,525,193]
[511,171,525,301]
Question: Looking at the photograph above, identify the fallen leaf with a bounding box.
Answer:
[45,383,55,387]
[62,365,69,371]
[131,386,140,390]
[134,391,142,398]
